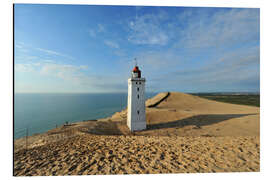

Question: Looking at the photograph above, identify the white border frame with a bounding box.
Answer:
[1,0,269,179]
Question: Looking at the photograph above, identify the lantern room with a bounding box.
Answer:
[132,66,141,78]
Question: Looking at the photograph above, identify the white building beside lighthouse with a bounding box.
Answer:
[127,65,146,131]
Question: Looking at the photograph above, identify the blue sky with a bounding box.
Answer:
[14,4,260,93]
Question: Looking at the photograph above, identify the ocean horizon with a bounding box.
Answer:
[14,92,157,139]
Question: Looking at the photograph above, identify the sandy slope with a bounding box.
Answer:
[14,92,260,175]
[109,92,259,137]
[14,135,259,176]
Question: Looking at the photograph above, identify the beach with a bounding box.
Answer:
[14,92,260,175]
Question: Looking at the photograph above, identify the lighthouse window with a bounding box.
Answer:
[137,87,139,91]
[137,94,139,99]
[139,82,141,84]
[137,110,140,114]
[136,82,137,84]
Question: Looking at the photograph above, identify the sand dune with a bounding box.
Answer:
[109,92,259,137]
[14,92,260,175]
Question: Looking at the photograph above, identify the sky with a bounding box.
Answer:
[14,4,260,93]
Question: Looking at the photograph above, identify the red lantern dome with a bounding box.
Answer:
[133,66,139,72]
[132,66,141,78]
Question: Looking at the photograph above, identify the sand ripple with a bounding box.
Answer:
[14,135,259,176]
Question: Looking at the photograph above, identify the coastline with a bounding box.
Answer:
[14,92,158,140]
[14,92,170,146]
[14,92,260,175]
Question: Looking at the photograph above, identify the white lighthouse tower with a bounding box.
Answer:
[127,62,146,131]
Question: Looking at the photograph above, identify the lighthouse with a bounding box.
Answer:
[127,64,146,131]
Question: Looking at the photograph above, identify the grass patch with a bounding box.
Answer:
[194,94,260,107]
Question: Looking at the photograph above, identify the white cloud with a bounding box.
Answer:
[15,42,26,49]
[15,60,88,82]
[15,43,74,61]
[39,62,126,92]
[175,8,259,49]
[15,64,34,72]
[15,55,39,61]
[32,62,41,66]
[104,40,119,49]
[40,63,87,81]
[79,65,88,70]
[127,11,169,45]
[15,42,29,53]
[36,48,74,60]
[137,50,181,71]
[152,45,260,92]
[15,44,23,49]
[43,59,55,63]
[97,24,105,32]
[15,61,127,92]
[87,24,105,39]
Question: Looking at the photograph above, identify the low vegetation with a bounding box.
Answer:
[193,94,260,107]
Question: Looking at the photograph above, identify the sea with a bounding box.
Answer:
[14,92,157,139]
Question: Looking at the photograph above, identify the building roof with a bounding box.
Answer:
[132,66,140,72]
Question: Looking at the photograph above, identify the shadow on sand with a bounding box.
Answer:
[80,113,258,135]
[79,120,124,135]
[147,113,258,130]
